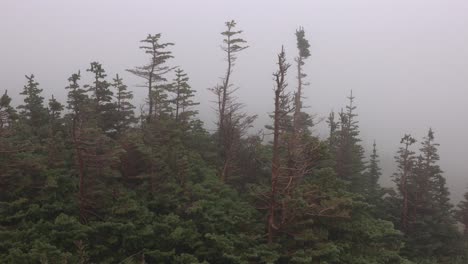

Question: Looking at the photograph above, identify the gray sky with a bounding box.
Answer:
[2,0,468,202]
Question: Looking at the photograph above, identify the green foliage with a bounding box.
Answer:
[112,74,136,134]
[0,27,464,264]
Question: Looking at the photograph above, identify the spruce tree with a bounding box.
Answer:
[209,20,256,182]
[363,140,384,203]
[46,95,65,167]
[392,134,417,232]
[334,91,366,193]
[292,26,312,133]
[65,71,88,115]
[48,95,64,125]
[85,62,116,134]
[326,111,338,151]
[267,46,292,243]
[18,74,48,130]
[405,128,460,262]
[456,191,468,235]
[0,90,17,128]
[112,74,135,134]
[171,68,199,124]
[127,34,174,122]
[210,20,249,135]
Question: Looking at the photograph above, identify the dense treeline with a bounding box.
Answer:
[1,21,468,263]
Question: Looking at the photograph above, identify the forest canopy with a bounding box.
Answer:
[1,20,468,264]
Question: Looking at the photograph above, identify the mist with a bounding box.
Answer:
[2,0,468,203]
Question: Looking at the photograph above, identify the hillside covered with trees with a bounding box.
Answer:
[1,21,468,263]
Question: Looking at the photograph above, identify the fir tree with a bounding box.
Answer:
[334,91,366,193]
[65,71,88,115]
[404,128,461,262]
[367,141,382,188]
[456,191,468,235]
[46,95,65,167]
[326,111,338,151]
[85,62,116,134]
[0,90,17,128]
[18,74,48,130]
[48,95,64,124]
[363,140,384,202]
[209,20,256,182]
[112,74,135,134]
[127,34,174,122]
[392,134,417,232]
[171,68,199,124]
[292,26,312,133]
[267,46,292,243]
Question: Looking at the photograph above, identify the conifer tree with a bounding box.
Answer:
[211,20,249,134]
[412,129,441,221]
[326,111,338,151]
[267,46,292,243]
[0,90,18,198]
[171,68,199,124]
[392,134,416,232]
[286,27,314,186]
[66,71,119,223]
[65,72,88,115]
[416,129,452,215]
[46,95,65,167]
[48,95,64,125]
[209,20,256,182]
[85,62,116,134]
[363,140,383,201]
[456,191,468,235]
[18,74,48,130]
[334,91,366,193]
[112,74,135,134]
[292,27,312,133]
[0,90,17,128]
[127,34,174,122]
[1,25,467,264]
[403,128,461,262]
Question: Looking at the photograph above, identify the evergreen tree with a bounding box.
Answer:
[326,111,338,151]
[65,71,88,115]
[292,26,312,133]
[46,95,65,167]
[127,34,174,122]
[209,20,256,182]
[112,74,135,134]
[85,62,116,135]
[171,68,199,124]
[363,140,384,203]
[403,129,461,262]
[456,190,468,235]
[267,46,292,243]
[48,95,63,123]
[392,134,417,232]
[334,91,366,193]
[18,74,48,130]
[1,24,466,264]
[0,90,17,128]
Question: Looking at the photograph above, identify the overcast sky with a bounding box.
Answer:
[2,0,468,202]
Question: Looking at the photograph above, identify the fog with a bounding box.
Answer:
[2,0,468,202]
